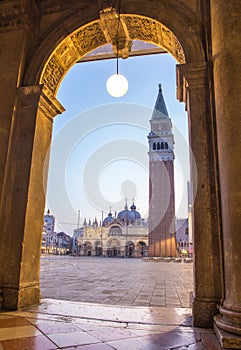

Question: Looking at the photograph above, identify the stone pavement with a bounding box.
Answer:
[0,299,222,349]
[40,256,193,308]
[0,258,222,349]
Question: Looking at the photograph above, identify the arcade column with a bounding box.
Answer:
[0,86,64,309]
[210,1,241,348]
[176,63,222,327]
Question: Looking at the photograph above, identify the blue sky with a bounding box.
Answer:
[45,52,190,235]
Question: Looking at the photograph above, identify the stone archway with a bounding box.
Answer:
[0,1,222,331]
[38,14,185,99]
[136,241,147,257]
[107,238,121,257]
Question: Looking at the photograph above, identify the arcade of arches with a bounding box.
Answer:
[0,1,240,348]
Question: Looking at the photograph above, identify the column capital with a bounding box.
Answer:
[39,90,65,120]
[18,85,65,120]
[176,62,208,103]
[18,85,43,107]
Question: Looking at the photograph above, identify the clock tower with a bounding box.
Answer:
[148,84,177,257]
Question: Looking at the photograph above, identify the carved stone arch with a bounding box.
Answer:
[24,1,205,98]
[84,241,93,248]
[36,15,185,99]
[107,237,121,248]
[122,0,204,63]
[39,20,107,98]
[123,14,185,63]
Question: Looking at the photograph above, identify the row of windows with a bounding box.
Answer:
[152,142,168,150]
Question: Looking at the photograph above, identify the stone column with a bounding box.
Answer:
[176,63,222,327]
[210,0,241,346]
[0,86,64,309]
[0,0,38,210]
[0,28,28,208]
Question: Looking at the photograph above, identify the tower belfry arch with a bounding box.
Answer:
[1,1,241,347]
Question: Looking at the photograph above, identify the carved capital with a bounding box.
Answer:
[39,91,65,121]
[177,63,208,88]
[17,85,43,109]
[17,85,64,120]
[176,63,208,103]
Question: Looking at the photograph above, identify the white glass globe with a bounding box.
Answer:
[106,73,128,97]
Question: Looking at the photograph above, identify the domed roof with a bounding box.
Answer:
[102,211,114,227]
[130,202,141,220]
[117,203,135,224]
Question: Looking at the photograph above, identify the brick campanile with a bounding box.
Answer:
[148,84,177,257]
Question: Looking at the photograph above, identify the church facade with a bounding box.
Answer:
[73,203,148,258]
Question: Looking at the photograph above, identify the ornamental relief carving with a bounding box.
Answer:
[40,15,185,97]
[71,22,106,56]
[55,38,79,71]
[125,16,159,43]
[173,38,185,64]
[124,15,184,64]
[41,21,107,97]
[41,56,64,96]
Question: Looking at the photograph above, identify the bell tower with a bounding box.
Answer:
[148,84,177,257]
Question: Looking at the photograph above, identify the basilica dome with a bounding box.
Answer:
[117,204,135,224]
[102,212,114,226]
[130,203,141,220]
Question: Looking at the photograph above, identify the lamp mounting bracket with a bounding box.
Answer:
[99,6,132,59]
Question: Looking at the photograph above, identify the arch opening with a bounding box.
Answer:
[0,0,222,331]
[39,14,185,99]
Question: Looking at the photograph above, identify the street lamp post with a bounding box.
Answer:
[125,207,128,257]
[101,211,103,256]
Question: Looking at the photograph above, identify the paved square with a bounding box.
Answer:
[40,256,193,308]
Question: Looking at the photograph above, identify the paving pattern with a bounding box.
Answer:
[0,299,222,349]
[0,258,222,349]
[40,256,193,308]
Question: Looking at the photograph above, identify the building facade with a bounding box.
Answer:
[148,85,177,257]
[42,210,71,254]
[42,210,57,254]
[175,218,189,257]
[74,203,148,257]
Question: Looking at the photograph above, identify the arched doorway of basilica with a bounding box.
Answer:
[137,241,147,257]
[107,238,121,257]
[0,0,223,330]
[83,242,93,256]
[94,240,102,256]
[126,241,135,257]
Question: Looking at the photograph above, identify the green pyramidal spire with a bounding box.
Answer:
[151,84,169,120]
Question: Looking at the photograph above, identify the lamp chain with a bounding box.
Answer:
[116,0,121,75]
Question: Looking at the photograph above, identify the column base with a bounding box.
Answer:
[214,322,241,349]
[192,298,219,328]
[215,306,241,335]
[2,283,40,310]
